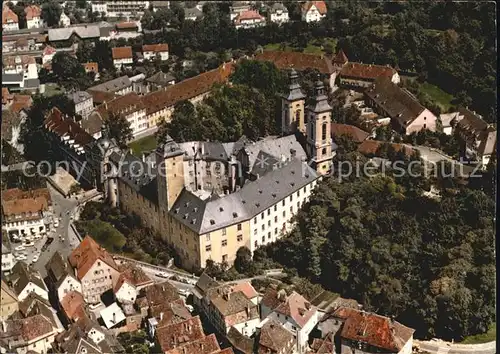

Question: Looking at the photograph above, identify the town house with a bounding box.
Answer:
[8,262,49,302]
[142,43,169,61]
[45,251,82,307]
[68,236,121,304]
[268,3,289,24]
[1,187,52,240]
[233,10,266,29]
[2,5,19,31]
[112,46,133,70]
[364,77,437,135]
[1,280,18,321]
[25,5,44,29]
[301,1,327,23]
[113,263,153,304]
[2,236,16,274]
[67,91,94,119]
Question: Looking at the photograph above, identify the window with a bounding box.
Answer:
[290,195,293,202]
[261,225,265,231]
[274,216,278,223]
[261,213,264,220]
[206,233,210,242]
[322,123,327,141]
[322,147,327,156]
[206,161,211,168]
[268,232,271,239]
[97,262,101,266]
[254,229,257,235]
[206,170,211,176]
[222,254,227,262]
[282,200,285,206]
[297,190,300,197]
[222,240,227,247]
[267,209,270,216]
[275,228,278,234]
[254,241,258,247]
[237,234,243,242]
[262,236,265,243]
[297,201,300,209]
[206,245,211,252]
[290,206,293,213]
[274,205,277,212]
[237,223,242,231]
[222,228,226,236]
[283,211,286,217]
[254,218,257,224]
[423,124,426,129]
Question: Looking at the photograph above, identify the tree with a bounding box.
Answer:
[51,52,89,89]
[41,1,62,27]
[161,100,201,142]
[107,113,133,149]
[234,246,254,275]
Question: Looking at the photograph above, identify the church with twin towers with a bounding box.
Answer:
[281,69,334,175]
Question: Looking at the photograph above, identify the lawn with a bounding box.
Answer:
[460,323,496,344]
[420,82,454,112]
[128,134,157,157]
[265,38,337,56]
[43,83,65,97]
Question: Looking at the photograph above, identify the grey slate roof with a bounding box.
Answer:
[194,272,221,295]
[48,25,101,41]
[146,71,176,87]
[2,73,23,83]
[88,76,132,93]
[282,69,306,101]
[270,2,288,13]
[170,158,318,234]
[23,78,40,89]
[2,234,12,254]
[68,91,92,105]
[307,81,332,113]
[156,135,184,159]
[81,112,103,136]
[249,150,281,177]
[10,262,48,296]
[45,250,75,285]
[243,135,307,171]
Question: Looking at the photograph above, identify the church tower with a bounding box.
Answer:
[306,80,333,174]
[330,49,348,92]
[281,69,306,135]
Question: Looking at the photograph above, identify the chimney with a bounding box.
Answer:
[160,312,164,321]
[305,302,311,310]
[112,312,116,323]
[104,101,107,110]
[245,305,250,316]
[290,148,296,158]
[2,321,6,333]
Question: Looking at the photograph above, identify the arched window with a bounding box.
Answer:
[295,109,301,127]
[322,123,327,141]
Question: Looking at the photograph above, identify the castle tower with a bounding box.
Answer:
[305,80,333,175]
[281,69,306,135]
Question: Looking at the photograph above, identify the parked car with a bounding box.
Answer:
[156,272,169,278]
[32,255,39,263]
[177,289,189,296]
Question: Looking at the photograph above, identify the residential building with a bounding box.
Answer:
[112,46,133,70]
[87,75,133,98]
[8,262,49,301]
[1,187,52,239]
[331,123,370,144]
[268,3,289,24]
[59,290,86,323]
[454,107,497,168]
[42,45,57,65]
[185,7,203,21]
[230,1,251,21]
[3,33,47,54]
[145,71,176,91]
[59,11,71,27]
[68,236,121,304]
[45,251,82,307]
[301,1,327,23]
[364,77,437,135]
[255,318,295,354]
[151,1,170,12]
[164,334,220,354]
[332,307,414,354]
[2,54,40,92]
[68,91,94,118]
[339,62,400,88]
[48,25,101,44]
[25,5,44,29]
[2,5,19,31]
[0,314,59,354]
[266,291,320,353]
[83,62,99,78]
[155,316,205,352]
[100,302,126,329]
[1,280,18,321]
[192,272,222,311]
[114,262,153,304]
[233,10,266,29]
[93,92,148,137]
[91,1,150,19]
[141,62,233,128]
[142,43,169,61]
[44,107,101,188]
[2,235,16,273]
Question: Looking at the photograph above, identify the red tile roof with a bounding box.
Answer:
[142,62,234,115]
[3,55,36,68]
[95,92,145,120]
[143,282,181,307]
[44,107,94,146]
[302,1,327,15]
[165,333,220,354]
[273,291,316,328]
[2,87,13,104]
[255,50,334,74]
[1,188,51,217]
[10,94,33,114]
[234,10,264,23]
[142,44,169,53]
[116,22,138,30]
[60,291,86,322]
[112,46,133,60]
[87,89,116,105]
[9,314,54,341]
[83,62,99,73]
[24,5,42,20]
[261,287,287,311]
[114,263,153,293]
[258,319,294,354]
[2,6,18,24]
[335,308,414,352]
[230,282,258,299]
[68,236,119,280]
[357,140,415,157]
[340,62,396,81]
[43,45,56,56]
[331,123,369,143]
[156,316,205,352]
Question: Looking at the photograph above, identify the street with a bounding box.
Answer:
[31,184,84,278]
[414,339,496,354]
